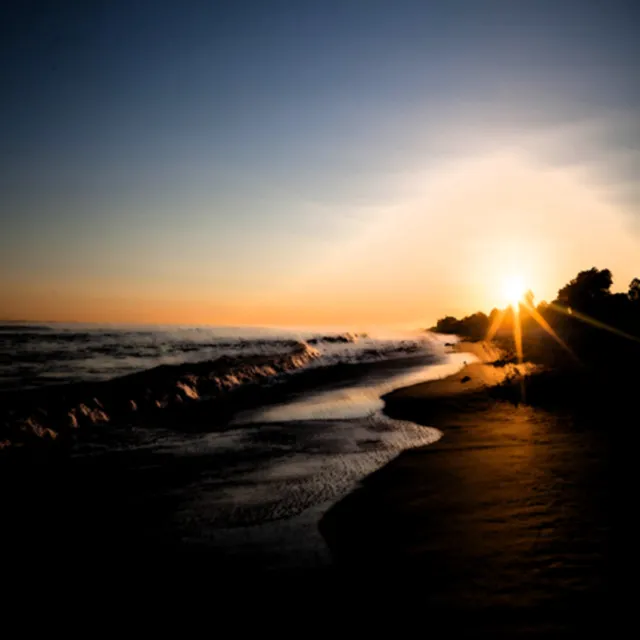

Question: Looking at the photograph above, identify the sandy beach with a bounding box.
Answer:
[0,335,618,633]
[390,340,537,397]
[320,341,613,633]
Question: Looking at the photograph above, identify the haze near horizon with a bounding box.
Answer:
[2,1,639,326]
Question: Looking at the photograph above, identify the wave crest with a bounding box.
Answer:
[0,342,320,451]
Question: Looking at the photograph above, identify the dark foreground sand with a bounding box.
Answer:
[320,342,614,634]
[1,342,622,632]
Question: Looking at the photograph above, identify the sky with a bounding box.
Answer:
[1,0,639,327]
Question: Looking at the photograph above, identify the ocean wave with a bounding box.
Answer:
[0,342,320,451]
[0,325,439,392]
[307,332,359,345]
[0,333,310,391]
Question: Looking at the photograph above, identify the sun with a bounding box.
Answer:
[501,274,526,308]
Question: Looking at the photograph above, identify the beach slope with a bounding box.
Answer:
[319,341,611,633]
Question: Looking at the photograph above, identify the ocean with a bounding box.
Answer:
[1,322,470,569]
[0,322,441,392]
[2,322,611,629]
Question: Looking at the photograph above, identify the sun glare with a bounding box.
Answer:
[502,275,526,308]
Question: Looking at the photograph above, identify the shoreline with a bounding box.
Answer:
[380,339,539,430]
[0,340,439,453]
[319,339,612,631]
[1,334,615,626]
[386,339,536,401]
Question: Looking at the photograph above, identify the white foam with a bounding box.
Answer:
[173,412,442,531]
[234,351,476,424]
[169,353,481,534]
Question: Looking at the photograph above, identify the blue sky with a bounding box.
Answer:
[2,1,639,325]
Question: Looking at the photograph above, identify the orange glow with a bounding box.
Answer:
[2,151,639,327]
[486,307,506,343]
[485,297,575,365]
[513,304,523,365]
[522,302,577,361]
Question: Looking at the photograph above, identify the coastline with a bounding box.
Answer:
[319,339,612,632]
[1,334,616,627]
[0,342,451,570]
[387,339,536,399]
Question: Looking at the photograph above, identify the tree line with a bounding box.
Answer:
[432,268,640,362]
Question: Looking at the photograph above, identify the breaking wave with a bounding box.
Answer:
[0,324,446,451]
[0,324,435,392]
[0,342,320,449]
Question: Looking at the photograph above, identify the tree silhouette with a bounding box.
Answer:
[432,312,489,340]
[556,268,612,311]
[431,267,640,352]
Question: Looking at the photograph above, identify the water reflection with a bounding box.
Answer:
[235,352,476,423]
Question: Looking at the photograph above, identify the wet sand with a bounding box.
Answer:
[1,341,619,629]
[0,351,450,573]
[320,342,613,634]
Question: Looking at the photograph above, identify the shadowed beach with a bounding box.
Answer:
[319,341,615,634]
[0,330,627,635]
[1,274,635,635]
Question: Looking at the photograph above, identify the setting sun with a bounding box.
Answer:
[502,275,526,308]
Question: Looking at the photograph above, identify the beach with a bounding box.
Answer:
[321,341,613,633]
[0,326,461,568]
[1,330,615,633]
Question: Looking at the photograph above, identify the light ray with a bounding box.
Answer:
[521,302,579,361]
[513,303,523,365]
[549,303,640,344]
[513,303,527,403]
[485,308,507,342]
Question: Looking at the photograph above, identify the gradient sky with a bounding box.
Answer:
[2,0,639,327]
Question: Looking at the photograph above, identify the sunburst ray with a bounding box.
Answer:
[549,303,640,344]
[521,302,578,361]
[485,308,506,342]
